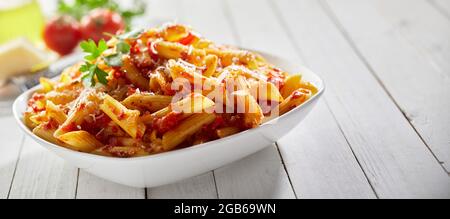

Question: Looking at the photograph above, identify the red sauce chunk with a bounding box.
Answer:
[152,112,184,133]
[292,90,305,99]
[179,32,196,45]
[267,69,286,89]
[62,122,77,132]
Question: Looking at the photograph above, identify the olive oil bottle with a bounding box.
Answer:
[0,0,45,44]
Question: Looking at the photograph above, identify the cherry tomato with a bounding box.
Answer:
[43,15,82,56]
[80,9,125,42]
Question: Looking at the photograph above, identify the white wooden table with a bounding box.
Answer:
[1,0,449,199]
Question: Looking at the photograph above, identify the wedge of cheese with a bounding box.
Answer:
[0,38,49,80]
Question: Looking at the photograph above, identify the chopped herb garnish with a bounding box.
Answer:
[103,37,131,67]
[79,28,141,86]
[80,39,108,61]
[104,53,123,67]
[79,39,109,86]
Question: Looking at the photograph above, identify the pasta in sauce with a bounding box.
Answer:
[24,23,317,157]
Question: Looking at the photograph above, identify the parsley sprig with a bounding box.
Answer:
[79,39,109,87]
[103,29,142,67]
[79,29,143,87]
[104,41,130,67]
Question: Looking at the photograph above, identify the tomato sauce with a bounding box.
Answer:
[267,68,286,89]
[152,112,184,133]
[179,32,196,45]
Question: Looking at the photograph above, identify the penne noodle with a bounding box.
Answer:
[23,23,318,157]
[121,57,149,90]
[57,130,103,152]
[107,146,149,157]
[280,74,302,99]
[205,48,258,69]
[154,41,205,59]
[151,93,215,118]
[54,91,101,137]
[122,93,172,112]
[249,80,284,102]
[216,127,240,138]
[40,77,55,93]
[203,54,218,77]
[278,88,312,115]
[162,113,216,150]
[100,94,146,139]
[231,90,263,128]
[33,124,60,145]
[46,100,67,125]
[299,81,318,95]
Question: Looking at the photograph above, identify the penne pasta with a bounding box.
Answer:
[122,93,172,112]
[232,90,264,128]
[45,100,67,124]
[162,113,216,150]
[100,94,146,139]
[151,93,215,118]
[107,146,149,157]
[33,124,60,145]
[203,54,218,77]
[24,23,317,157]
[249,80,284,102]
[57,130,103,152]
[280,74,302,99]
[278,88,312,115]
[216,126,240,138]
[54,91,101,137]
[40,77,55,93]
[121,57,149,90]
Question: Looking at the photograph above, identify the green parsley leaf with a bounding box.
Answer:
[104,53,123,67]
[116,41,131,54]
[79,39,110,87]
[103,40,130,67]
[80,39,107,61]
[95,66,109,85]
[80,63,109,87]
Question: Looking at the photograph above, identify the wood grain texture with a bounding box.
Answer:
[148,173,218,199]
[8,137,78,199]
[76,171,145,199]
[226,0,376,199]
[214,146,296,199]
[0,116,23,199]
[274,0,450,198]
[429,0,450,19]
[324,0,450,171]
[277,101,376,199]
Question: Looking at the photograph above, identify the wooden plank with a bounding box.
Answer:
[429,0,450,19]
[0,84,24,199]
[214,146,295,199]
[324,0,450,172]
[274,0,450,198]
[148,173,218,199]
[0,116,24,199]
[8,137,78,199]
[277,101,376,199]
[76,171,145,199]
[225,0,376,199]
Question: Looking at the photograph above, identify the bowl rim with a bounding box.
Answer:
[12,52,325,163]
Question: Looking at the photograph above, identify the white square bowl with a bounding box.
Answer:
[12,51,324,188]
